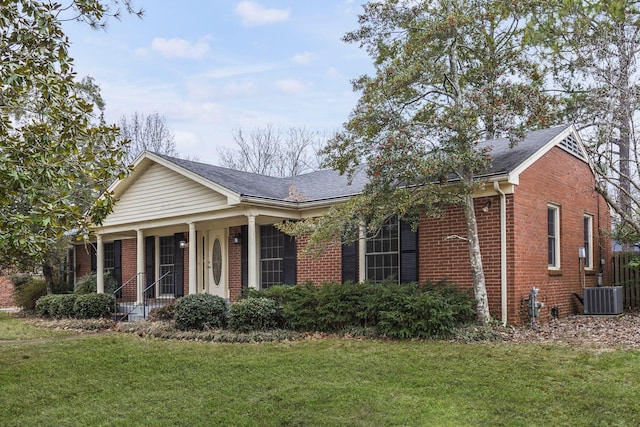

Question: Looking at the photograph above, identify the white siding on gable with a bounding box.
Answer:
[103,164,229,227]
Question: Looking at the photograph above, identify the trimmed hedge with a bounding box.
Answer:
[248,280,475,338]
[50,294,77,319]
[174,294,228,330]
[74,294,114,319]
[229,297,278,332]
[34,293,114,319]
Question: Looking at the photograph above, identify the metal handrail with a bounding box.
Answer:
[113,273,144,322]
[111,270,174,322]
[113,272,143,298]
[141,270,173,320]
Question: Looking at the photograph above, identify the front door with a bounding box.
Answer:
[208,229,227,298]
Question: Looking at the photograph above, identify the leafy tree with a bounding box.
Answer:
[0,1,141,271]
[282,0,556,323]
[217,124,325,177]
[119,111,180,165]
[529,0,640,247]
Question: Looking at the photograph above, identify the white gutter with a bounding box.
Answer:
[494,181,508,326]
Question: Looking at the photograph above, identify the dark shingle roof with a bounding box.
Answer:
[478,124,572,177]
[154,124,575,204]
[154,153,368,203]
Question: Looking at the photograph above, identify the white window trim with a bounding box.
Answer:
[584,214,594,270]
[548,204,561,270]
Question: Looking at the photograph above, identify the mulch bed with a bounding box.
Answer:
[494,311,640,349]
[15,311,640,349]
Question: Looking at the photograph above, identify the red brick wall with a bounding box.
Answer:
[0,273,14,308]
[75,244,93,279]
[296,234,343,285]
[414,147,610,325]
[121,239,138,301]
[418,195,510,321]
[511,146,611,324]
[228,226,243,301]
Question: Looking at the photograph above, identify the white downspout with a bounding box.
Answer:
[494,181,508,326]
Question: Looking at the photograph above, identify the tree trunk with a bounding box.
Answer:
[463,192,491,324]
[42,261,54,295]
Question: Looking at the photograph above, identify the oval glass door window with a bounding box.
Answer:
[212,238,222,286]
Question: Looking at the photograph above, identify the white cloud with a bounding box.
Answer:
[234,1,290,26]
[275,78,307,94]
[204,63,278,79]
[292,52,315,65]
[326,67,343,79]
[222,81,258,97]
[135,37,211,60]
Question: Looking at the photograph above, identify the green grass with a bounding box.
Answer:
[0,312,75,341]
[1,316,640,426]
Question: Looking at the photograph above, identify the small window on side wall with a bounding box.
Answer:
[584,214,593,269]
[548,204,560,269]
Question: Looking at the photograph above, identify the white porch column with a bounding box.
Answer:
[96,234,104,294]
[247,214,258,289]
[358,223,367,283]
[188,222,197,295]
[136,229,145,304]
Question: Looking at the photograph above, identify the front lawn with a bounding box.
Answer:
[1,315,639,426]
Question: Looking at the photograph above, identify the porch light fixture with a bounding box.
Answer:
[233,233,242,244]
[179,239,188,249]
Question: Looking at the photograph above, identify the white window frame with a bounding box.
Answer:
[548,204,561,269]
[365,218,400,283]
[157,235,175,297]
[259,225,284,289]
[584,214,594,270]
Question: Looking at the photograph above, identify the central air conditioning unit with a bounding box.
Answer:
[583,286,624,315]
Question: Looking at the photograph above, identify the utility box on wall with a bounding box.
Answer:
[583,286,624,315]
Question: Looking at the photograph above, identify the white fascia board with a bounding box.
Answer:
[509,124,580,182]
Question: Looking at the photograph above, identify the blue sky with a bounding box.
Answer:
[63,0,372,164]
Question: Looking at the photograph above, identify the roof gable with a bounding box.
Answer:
[107,124,586,213]
[102,161,231,227]
[478,124,587,184]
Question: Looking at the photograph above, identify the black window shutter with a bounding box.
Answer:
[145,236,155,298]
[90,245,97,273]
[400,220,418,284]
[283,234,297,285]
[113,240,122,297]
[174,233,185,297]
[341,240,358,284]
[240,225,248,293]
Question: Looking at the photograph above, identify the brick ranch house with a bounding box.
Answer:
[74,124,611,325]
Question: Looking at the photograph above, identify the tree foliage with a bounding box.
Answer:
[283,0,557,323]
[0,1,141,270]
[217,124,325,177]
[529,0,640,246]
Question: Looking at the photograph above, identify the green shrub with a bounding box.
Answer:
[229,297,278,332]
[35,294,58,317]
[50,294,78,319]
[174,294,228,330]
[73,293,115,319]
[375,282,475,339]
[74,272,118,295]
[12,277,47,311]
[250,280,475,339]
[272,283,319,331]
[149,303,176,321]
